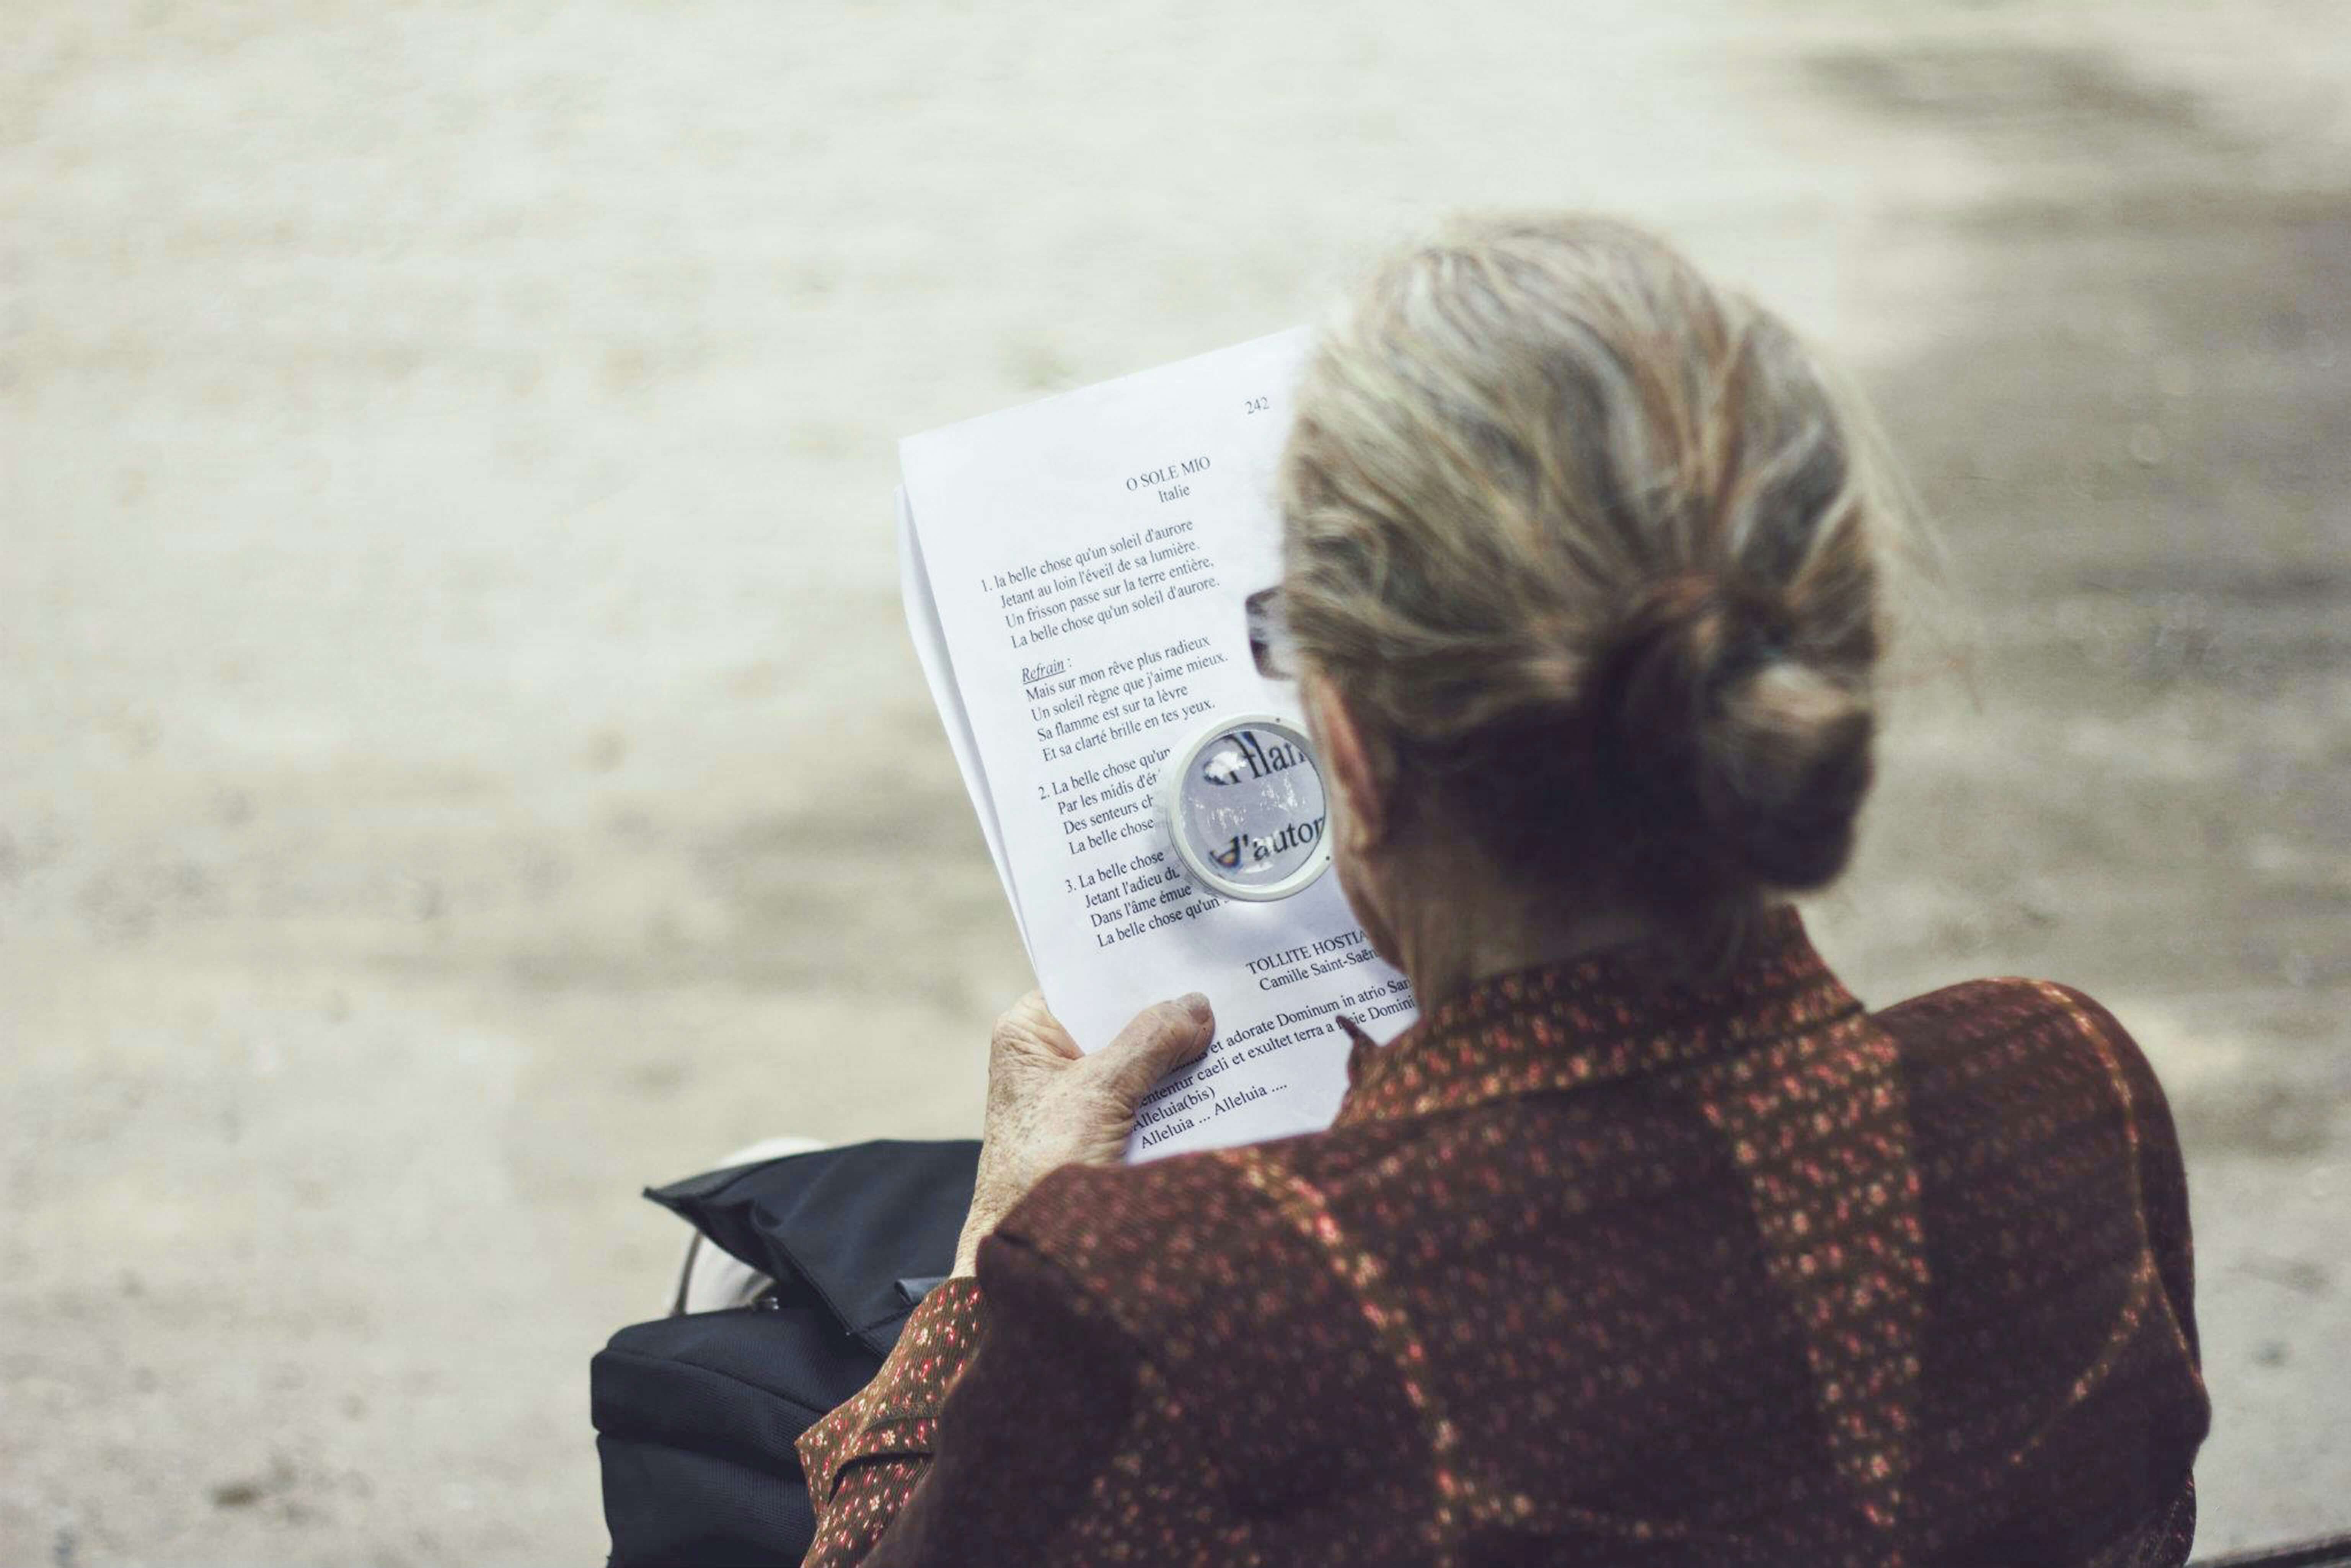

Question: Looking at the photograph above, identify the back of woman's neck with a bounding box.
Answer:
[1397,892,1660,1014]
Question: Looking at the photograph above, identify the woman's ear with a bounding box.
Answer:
[1304,672,1389,849]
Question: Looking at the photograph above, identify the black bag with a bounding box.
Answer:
[593,1139,981,1567]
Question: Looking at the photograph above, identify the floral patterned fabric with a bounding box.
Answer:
[798,909,2207,1565]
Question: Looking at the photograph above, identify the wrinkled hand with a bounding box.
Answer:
[953,991,1215,1275]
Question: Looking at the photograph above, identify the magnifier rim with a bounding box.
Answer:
[1158,712,1335,903]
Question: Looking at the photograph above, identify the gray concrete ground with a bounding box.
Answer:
[4,2,2346,1562]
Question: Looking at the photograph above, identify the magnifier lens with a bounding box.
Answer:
[1162,716,1332,901]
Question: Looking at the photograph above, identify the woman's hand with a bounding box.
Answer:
[953,991,1214,1276]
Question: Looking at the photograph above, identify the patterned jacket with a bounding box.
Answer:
[798,910,2208,1565]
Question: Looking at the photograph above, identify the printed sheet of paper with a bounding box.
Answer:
[900,329,1418,1159]
[898,487,1031,960]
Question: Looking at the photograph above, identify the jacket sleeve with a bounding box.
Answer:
[2046,983,2207,1568]
[2055,984,2201,1370]
[798,1229,1212,1566]
[795,1276,988,1568]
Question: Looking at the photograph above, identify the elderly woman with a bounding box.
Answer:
[796,217,2209,1565]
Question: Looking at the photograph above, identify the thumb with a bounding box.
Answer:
[1090,993,1215,1110]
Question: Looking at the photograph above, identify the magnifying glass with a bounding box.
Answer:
[1159,714,1332,901]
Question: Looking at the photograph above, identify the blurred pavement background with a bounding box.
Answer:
[4,2,2347,1561]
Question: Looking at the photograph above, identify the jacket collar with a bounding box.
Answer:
[1334,906,1863,1128]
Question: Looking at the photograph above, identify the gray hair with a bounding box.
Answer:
[1279,215,1903,945]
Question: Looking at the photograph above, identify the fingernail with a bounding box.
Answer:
[1179,991,1211,1023]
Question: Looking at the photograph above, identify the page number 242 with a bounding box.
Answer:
[1244,396,1270,414]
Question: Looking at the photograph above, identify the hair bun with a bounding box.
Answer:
[1593,575,1873,893]
[1278,215,1898,944]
